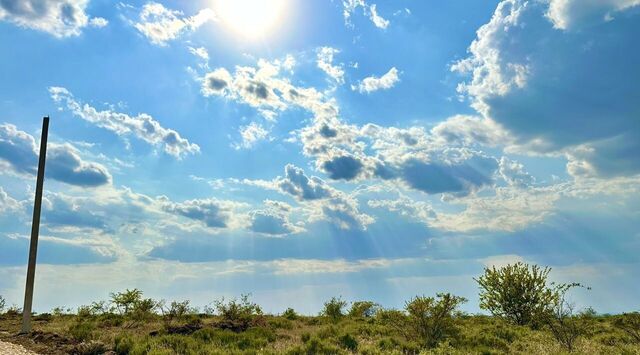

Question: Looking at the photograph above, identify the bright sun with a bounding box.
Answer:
[214,0,288,39]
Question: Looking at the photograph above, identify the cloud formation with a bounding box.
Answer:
[316,47,345,84]
[343,0,390,29]
[353,67,399,93]
[452,0,640,177]
[133,2,215,46]
[546,0,640,30]
[0,123,111,187]
[160,197,246,229]
[0,0,106,38]
[49,87,200,159]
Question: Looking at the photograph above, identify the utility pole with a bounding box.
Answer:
[21,116,49,334]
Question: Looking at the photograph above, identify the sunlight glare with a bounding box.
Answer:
[215,0,288,39]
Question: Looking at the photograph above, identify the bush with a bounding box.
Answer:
[282,307,299,320]
[475,262,578,327]
[0,295,5,313]
[110,289,143,315]
[348,301,380,319]
[338,333,358,351]
[289,336,341,355]
[404,293,467,348]
[68,321,96,342]
[213,294,263,332]
[70,341,108,355]
[545,298,583,351]
[114,334,135,355]
[614,312,640,343]
[321,296,347,322]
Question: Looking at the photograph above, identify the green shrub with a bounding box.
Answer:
[404,293,467,348]
[349,301,380,319]
[289,336,342,355]
[301,332,311,343]
[282,307,299,320]
[475,262,579,327]
[338,333,358,351]
[110,289,144,315]
[114,334,135,355]
[614,312,640,343]
[212,294,263,332]
[69,321,96,342]
[321,296,347,322]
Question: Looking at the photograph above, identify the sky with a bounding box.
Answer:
[0,0,639,315]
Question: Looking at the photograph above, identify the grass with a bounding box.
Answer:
[1,305,639,354]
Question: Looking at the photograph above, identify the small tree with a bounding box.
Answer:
[110,289,143,315]
[545,294,583,351]
[321,296,347,322]
[475,263,576,327]
[405,293,467,348]
[349,301,380,318]
[0,295,5,313]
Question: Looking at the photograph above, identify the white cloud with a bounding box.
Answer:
[0,123,112,187]
[0,0,106,38]
[353,67,399,93]
[234,122,270,150]
[0,187,21,214]
[160,197,249,230]
[188,46,209,61]
[49,87,200,159]
[546,0,640,30]
[88,16,108,28]
[316,47,345,84]
[342,0,390,29]
[369,4,389,29]
[133,2,216,46]
[452,0,640,177]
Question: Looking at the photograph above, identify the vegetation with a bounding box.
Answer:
[0,263,638,354]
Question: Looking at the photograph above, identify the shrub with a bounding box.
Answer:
[282,307,299,320]
[68,321,96,342]
[0,295,5,313]
[70,341,108,355]
[544,298,583,351]
[289,336,341,355]
[404,293,467,348]
[475,262,579,327]
[110,289,143,315]
[213,294,263,332]
[338,333,358,351]
[349,301,380,318]
[321,296,347,322]
[114,334,135,355]
[614,312,640,343]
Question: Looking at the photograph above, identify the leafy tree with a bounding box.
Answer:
[475,262,579,327]
[321,296,347,322]
[349,301,380,318]
[404,293,467,348]
[0,295,5,313]
[110,289,143,315]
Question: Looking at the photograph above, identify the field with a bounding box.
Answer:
[1,294,639,355]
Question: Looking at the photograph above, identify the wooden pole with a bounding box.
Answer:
[21,116,49,334]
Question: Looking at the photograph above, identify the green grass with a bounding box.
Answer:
[1,309,639,354]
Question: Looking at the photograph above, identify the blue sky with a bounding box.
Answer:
[0,0,639,315]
